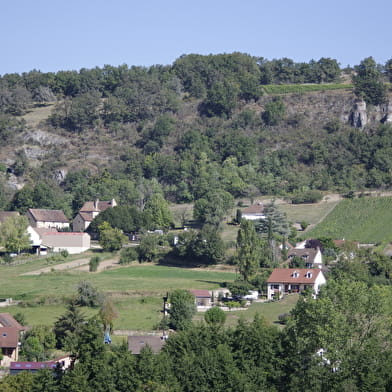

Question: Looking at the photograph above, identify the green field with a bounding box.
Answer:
[262,83,352,95]
[194,294,299,327]
[0,262,236,300]
[305,196,392,243]
[279,199,340,225]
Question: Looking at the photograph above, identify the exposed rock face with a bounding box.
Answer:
[350,101,368,128]
[380,101,392,123]
[53,169,68,184]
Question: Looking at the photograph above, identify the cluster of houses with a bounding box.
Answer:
[0,200,359,367]
[0,312,72,373]
[0,199,117,256]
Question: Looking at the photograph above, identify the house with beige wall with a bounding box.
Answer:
[26,208,69,230]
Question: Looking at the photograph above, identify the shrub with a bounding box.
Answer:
[291,190,323,204]
[227,280,253,298]
[119,247,138,264]
[75,281,105,307]
[300,221,309,231]
[13,312,26,326]
[262,97,285,125]
[278,313,291,324]
[204,307,226,326]
[226,301,241,308]
[89,256,101,272]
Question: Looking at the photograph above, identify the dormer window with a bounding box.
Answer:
[306,271,312,278]
[292,271,299,278]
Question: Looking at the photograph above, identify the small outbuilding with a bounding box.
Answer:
[189,289,212,307]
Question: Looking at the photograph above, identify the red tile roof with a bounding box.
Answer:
[0,313,24,330]
[80,200,115,213]
[28,209,69,223]
[267,268,321,284]
[189,289,211,298]
[241,203,264,214]
[0,327,19,348]
[79,211,94,221]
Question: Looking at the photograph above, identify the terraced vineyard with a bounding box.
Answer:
[305,196,392,243]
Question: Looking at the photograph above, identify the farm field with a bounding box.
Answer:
[193,294,299,327]
[0,262,236,300]
[279,198,340,225]
[5,297,163,331]
[305,196,392,243]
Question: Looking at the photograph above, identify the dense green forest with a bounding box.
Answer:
[0,53,392,218]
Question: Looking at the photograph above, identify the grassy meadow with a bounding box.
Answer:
[262,83,352,95]
[0,261,236,300]
[305,196,392,243]
[279,198,340,225]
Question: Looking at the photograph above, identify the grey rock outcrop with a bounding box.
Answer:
[350,101,367,128]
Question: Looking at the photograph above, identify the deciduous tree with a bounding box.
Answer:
[0,215,30,254]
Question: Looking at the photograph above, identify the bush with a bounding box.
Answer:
[204,307,226,326]
[278,313,291,324]
[226,301,242,308]
[300,221,309,231]
[119,247,138,264]
[75,281,105,307]
[227,280,253,298]
[291,190,323,204]
[13,312,26,326]
[89,256,101,272]
[262,98,285,125]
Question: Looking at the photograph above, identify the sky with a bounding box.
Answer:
[0,0,391,75]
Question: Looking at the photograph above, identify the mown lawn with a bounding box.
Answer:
[5,296,163,331]
[194,294,299,328]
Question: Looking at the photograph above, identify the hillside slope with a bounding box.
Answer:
[305,196,392,243]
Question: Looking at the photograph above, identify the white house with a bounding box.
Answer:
[267,268,326,300]
[241,203,265,221]
[287,247,323,269]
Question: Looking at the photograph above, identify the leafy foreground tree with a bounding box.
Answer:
[169,289,196,330]
[281,280,392,391]
[98,221,127,252]
[353,56,387,106]
[0,214,31,254]
[53,302,86,350]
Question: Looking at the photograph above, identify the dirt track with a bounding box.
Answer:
[21,258,90,275]
[21,256,121,276]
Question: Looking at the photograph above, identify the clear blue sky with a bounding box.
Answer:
[1,0,390,75]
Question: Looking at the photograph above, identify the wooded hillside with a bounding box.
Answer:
[0,53,391,214]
